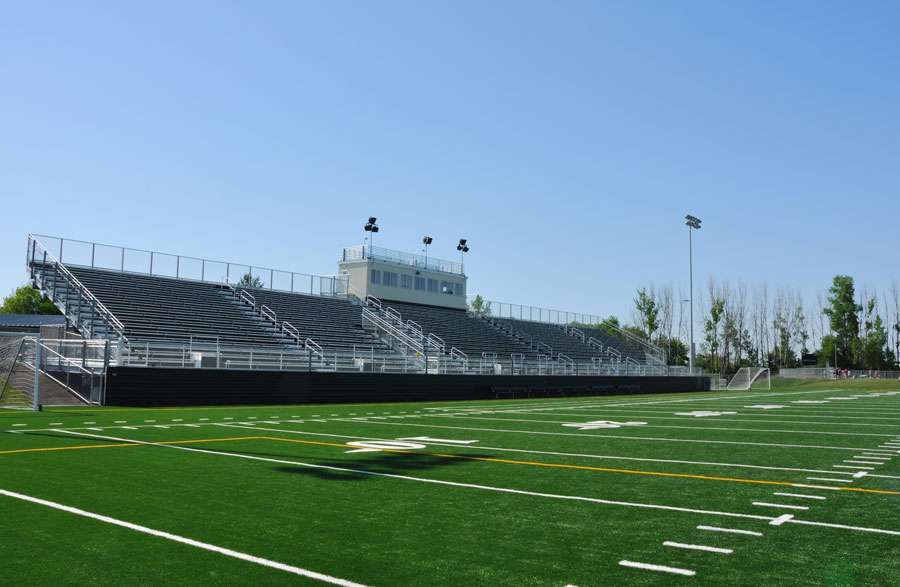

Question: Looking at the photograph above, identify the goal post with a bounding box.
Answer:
[726,367,771,391]
[0,332,40,411]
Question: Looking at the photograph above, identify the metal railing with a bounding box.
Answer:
[341,245,464,275]
[477,296,667,366]
[30,234,349,298]
[27,235,127,342]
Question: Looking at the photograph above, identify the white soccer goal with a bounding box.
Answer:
[726,367,771,391]
[0,332,40,411]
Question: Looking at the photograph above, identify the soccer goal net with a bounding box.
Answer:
[0,333,39,410]
[726,367,771,391]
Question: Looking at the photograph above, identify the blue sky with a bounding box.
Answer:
[2,1,898,335]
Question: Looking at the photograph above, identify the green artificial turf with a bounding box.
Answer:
[2,387,900,585]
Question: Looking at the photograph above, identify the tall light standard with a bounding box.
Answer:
[364,217,378,258]
[423,236,433,269]
[685,215,702,371]
[457,239,469,273]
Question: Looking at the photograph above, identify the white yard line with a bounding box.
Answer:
[772,493,826,500]
[663,541,732,554]
[325,418,891,452]
[0,488,369,586]
[752,502,809,510]
[806,477,853,483]
[619,561,695,576]
[696,525,762,536]
[58,430,900,537]
[218,423,863,477]
[420,414,900,439]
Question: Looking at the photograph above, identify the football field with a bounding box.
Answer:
[3,386,900,585]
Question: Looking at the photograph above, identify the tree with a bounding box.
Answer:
[237,273,265,289]
[467,295,491,316]
[0,285,61,315]
[822,275,861,368]
[632,287,659,341]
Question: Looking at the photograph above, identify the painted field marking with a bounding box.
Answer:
[154,426,170,429]
[226,422,876,477]
[843,461,881,465]
[0,489,369,586]
[619,561,695,576]
[752,502,809,510]
[807,477,853,483]
[336,416,898,452]
[833,465,874,470]
[744,405,787,409]
[773,493,826,500]
[114,421,126,424]
[83,422,96,425]
[248,417,257,420]
[122,427,137,430]
[11,424,26,427]
[663,541,732,554]
[144,420,155,423]
[562,420,647,430]
[6,431,22,434]
[172,419,183,422]
[184,424,200,428]
[770,514,794,526]
[223,418,233,420]
[87,428,103,431]
[853,456,889,460]
[199,418,209,421]
[49,423,62,426]
[853,471,868,478]
[793,483,848,491]
[697,525,762,536]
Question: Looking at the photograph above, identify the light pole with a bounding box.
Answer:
[457,239,469,273]
[685,215,702,371]
[423,236,432,269]
[364,217,378,258]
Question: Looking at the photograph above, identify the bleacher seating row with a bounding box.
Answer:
[38,265,653,366]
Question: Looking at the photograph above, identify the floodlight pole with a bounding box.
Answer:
[685,215,701,372]
[689,226,694,371]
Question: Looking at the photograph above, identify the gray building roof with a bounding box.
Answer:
[0,314,67,327]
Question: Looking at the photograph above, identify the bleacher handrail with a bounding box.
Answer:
[406,320,422,337]
[282,321,300,343]
[27,234,128,342]
[587,336,603,351]
[239,290,256,308]
[260,304,277,324]
[427,333,445,352]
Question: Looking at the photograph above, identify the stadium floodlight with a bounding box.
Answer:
[423,236,433,269]
[685,214,702,370]
[364,217,379,257]
[457,239,469,272]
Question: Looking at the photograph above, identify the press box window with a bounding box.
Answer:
[415,277,426,291]
[427,279,439,293]
[401,274,413,289]
[371,270,381,285]
[384,271,398,287]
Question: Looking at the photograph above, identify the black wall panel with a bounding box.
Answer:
[106,367,710,406]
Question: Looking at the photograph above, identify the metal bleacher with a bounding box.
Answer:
[379,300,536,361]
[65,266,289,348]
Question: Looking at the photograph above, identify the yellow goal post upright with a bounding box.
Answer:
[0,332,40,411]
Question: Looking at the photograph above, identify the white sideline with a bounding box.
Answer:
[619,560,695,576]
[0,489,368,586]
[58,430,900,536]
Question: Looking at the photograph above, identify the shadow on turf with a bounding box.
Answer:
[273,451,483,481]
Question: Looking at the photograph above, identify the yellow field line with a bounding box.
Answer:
[260,436,900,496]
[5,433,899,496]
[0,437,265,455]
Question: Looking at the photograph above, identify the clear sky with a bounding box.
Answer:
[2,1,898,336]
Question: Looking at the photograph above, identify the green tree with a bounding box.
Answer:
[860,312,891,369]
[703,297,725,373]
[237,273,265,289]
[633,287,659,341]
[822,275,861,368]
[467,295,492,316]
[0,285,61,315]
